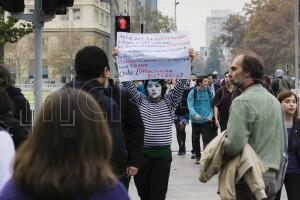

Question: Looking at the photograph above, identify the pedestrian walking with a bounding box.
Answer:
[0,66,32,129]
[187,75,214,164]
[0,88,29,149]
[275,91,300,200]
[213,71,234,132]
[225,52,285,199]
[174,80,190,155]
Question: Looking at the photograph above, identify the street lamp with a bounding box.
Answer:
[175,0,179,30]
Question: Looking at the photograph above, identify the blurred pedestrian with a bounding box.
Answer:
[0,66,31,129]
[213,71,234,132]
[187,75,214,164]
[271,69,291,97]
[65,46,127,178]
[0,129,15,191]
[0,88,29,149]
[0,89,130,200]
[275,91,300,200]
[174,80,190,155]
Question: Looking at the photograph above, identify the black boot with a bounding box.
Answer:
[178,145,183,155]
[182,144,186,155]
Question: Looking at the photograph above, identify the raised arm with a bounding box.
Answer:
[166,79,188,109]
[122,81,144,106]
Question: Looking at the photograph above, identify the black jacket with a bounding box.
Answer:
[175,88,190,116]
[105,79,144,168]
[65,78,127,176]
[0,113,29,149]
[6,86,32,128]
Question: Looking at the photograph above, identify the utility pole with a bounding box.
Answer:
[175,0,179,30]
[109,0,116,78]
[296,0,299,89]
[12,0,45,114]
[33,0,44,114]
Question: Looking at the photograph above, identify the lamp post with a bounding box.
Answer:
[175,0,179,30]
[295,0,299,89]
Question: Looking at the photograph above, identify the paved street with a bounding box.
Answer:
[128,124,288,200]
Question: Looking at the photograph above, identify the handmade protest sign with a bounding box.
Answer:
[116,32,191,81]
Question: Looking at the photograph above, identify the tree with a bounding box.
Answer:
[191,53,206,75]
[131,6,175,33]
[5,38,33,83]
[0,9,33,63]
[242,0,294,74]
[219,14,246,54]
[205,38,223,74]
[220,0,294,74]
[46,27,101,82]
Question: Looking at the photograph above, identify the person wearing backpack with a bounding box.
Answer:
[275,91,300,200]
[187,75,214,164]
[271,69,291,97]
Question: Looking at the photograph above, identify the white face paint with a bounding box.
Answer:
[147,80,162,99]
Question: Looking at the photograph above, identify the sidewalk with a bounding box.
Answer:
[128,124,288,200]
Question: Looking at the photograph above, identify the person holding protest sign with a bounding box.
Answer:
[113,48,195,200]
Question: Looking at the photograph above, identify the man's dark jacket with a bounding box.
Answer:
[6,86,32,128]
[105,79,144,168]
[65,78,127,176]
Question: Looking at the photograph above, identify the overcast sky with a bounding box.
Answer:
[157,0,250,50]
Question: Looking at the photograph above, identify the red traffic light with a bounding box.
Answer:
[115,16,130,33]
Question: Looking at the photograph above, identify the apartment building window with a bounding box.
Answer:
[106,15,109,26]
[61,9,69,21]
[101,13,104,24]
[95,9,99,23]
[73,8,81,20]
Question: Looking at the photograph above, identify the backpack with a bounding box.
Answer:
[277,78,290,96]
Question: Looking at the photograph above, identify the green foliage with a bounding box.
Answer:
[0,9,34,46]
[206,38,223,74]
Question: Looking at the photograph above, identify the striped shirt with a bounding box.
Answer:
[123,80,188,147]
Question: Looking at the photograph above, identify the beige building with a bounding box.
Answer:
[5,0,111,84]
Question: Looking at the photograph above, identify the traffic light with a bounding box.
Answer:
[42,0,74,15]
[115,16,130,33]
[0,0,25,13]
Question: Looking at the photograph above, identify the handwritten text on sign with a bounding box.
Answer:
[117,32,191,81]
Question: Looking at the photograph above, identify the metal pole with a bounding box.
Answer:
[109,0,116,78]
[34,0,44,114]
[175,0,179,30]
[175,0,176,29]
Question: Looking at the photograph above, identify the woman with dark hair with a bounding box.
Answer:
[276,90,300,200]
[0,66,32,128]
[0,89,130,200]
[0,88,29,149]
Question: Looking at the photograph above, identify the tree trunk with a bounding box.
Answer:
[0,44,4,66]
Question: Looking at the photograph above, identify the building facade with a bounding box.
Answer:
[205,9,230,48]
[5,0,111,84]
